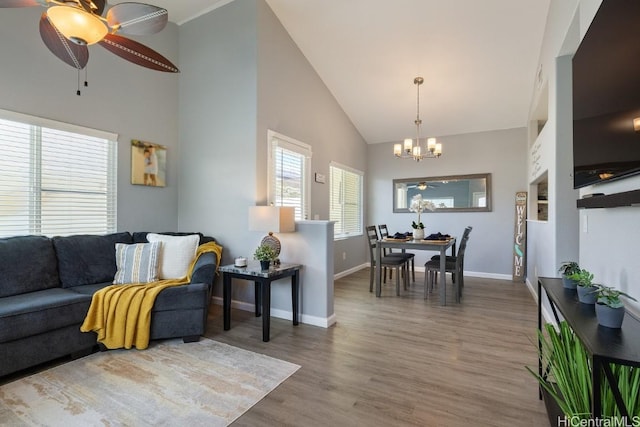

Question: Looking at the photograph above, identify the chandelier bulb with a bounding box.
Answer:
[393,77,443,161]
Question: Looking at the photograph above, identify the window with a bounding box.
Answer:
[267,130,311,220]
[0,109,117,238]
[330,162,363,239]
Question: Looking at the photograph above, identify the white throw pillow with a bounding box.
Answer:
[146,233,200,280]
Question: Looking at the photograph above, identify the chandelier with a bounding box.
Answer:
[393,77,442,161]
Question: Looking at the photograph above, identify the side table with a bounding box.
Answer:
[219,262,302,342]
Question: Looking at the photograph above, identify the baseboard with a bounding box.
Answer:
[334,263,369,280]
[526,277,554,325]
[211,296,254,313]
[334,264,515,282]
[211,297,336,329]
[270,308,337,328]
[463,271,513,281]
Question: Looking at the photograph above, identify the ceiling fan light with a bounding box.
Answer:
[47,6,107,45]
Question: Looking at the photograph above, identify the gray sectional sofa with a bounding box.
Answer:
[0,232,218,378]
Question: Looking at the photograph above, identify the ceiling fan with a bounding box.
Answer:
[408,182,439,190]
[1,0,179,94]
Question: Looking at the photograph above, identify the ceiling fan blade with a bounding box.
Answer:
[107,3,168,36]
[79,0,105,15]
[98,33,178,72]
[39,13,88,69]
[0,0,42,7]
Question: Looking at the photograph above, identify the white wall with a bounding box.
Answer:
[0,7,181,233]
[529,0,640,315]
[367,127,528,277]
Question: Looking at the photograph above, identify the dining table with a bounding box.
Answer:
[375,236,456,305]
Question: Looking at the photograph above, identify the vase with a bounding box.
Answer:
[260,260,270,271]
[595,303,625,328]
[561,275,578,289]
[577,285,597,304]
[413,228,425,240]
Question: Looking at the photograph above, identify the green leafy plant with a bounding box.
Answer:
[411,220,424,230]
[527,322,592,418]
[593,285,638,308]
[558,261,580,276]
[568,269,594,288]
[253,244,276,262]
[527,321,640,419]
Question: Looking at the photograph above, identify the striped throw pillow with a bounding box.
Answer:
[113,242,161,284]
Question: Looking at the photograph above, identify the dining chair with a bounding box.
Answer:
[366,226,408,295]
[423,229,470,302]
[378,224,415,283]
[430,226,472,288]
[430,226,472,264]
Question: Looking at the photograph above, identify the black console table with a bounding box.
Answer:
[220,262,301,342]
[538,277,640,419]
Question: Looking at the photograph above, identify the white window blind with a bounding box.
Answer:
[330,162,363,239]
[267,130,311,221]
[0,109,117,238]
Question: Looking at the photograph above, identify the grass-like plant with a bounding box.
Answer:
[528,321,640,419]
[527,322,591,418]
[602,364,640,418]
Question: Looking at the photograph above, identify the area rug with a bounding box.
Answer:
[0,338,300,426]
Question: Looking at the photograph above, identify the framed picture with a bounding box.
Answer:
[131,140,167,187]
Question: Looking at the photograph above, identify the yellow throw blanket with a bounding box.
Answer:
[81,241,223,350]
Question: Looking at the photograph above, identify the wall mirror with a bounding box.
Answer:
[393,173,492,213]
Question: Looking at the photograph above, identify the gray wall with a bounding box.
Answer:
[0,7,180,233]
[367,128,528,277]
[256,0,369,275]
[177,0,368,306]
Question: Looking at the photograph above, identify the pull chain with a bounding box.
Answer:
[77,68,81,96]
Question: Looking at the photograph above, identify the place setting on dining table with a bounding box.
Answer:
[371,194,472,305]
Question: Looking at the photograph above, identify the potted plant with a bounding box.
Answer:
[409,194,435,240]
[254,244,276,271]
[570,269,597,304]
[528,321,640,421]
[558,261,580,289]
[593,285,638,328]
[527,322,591,422]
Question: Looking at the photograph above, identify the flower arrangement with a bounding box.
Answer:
[409,194,436,229]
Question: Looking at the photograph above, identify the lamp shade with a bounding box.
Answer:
[47,6,108,45]
[248,206,295,233]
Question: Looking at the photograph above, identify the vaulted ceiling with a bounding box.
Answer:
[118,0,551,144]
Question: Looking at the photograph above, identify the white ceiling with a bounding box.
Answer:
[117,0,551,144]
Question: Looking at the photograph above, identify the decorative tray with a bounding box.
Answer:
[421,237,454,243]
[384,237,411,242]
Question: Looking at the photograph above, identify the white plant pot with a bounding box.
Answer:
[413,228,425,240]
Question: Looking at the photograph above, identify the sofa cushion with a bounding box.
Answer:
[68,282,207,311]
[152,283,208,311]
[67,282,112,296]
[113,242,161,284]
[0,288,91,343]
[147,233,200,280]
[0,236,60,298]
[52,232,132,288]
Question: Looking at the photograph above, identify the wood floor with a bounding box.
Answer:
[205,269,549,427]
